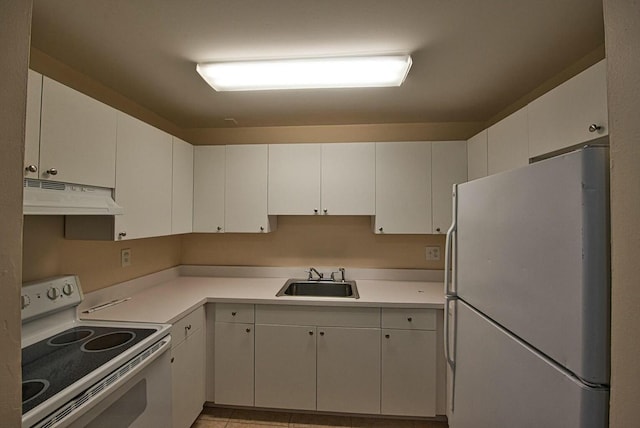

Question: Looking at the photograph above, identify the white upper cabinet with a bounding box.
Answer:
[487,107,529,175]
[267,142,375,216]
[24,70,42,179]
[193,145,226,233]
[467,129,488,181]
[375,142,432,234]
[321,143,375,215]
[171,137,194,235]
[432,141,467,234]
[528,59,608,158]
[268,144,322,215]
[114,113,173,240]
[39,77,117,187]
[225,144,274,233]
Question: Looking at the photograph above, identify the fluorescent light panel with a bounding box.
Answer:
[196,55,412,91]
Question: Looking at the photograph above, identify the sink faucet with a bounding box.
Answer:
[307,267,323,281]
[330,267,346,282]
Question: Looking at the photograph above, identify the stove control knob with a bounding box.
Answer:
[21,295,31,309]
[62,283,74,296]
[47,287,60,300]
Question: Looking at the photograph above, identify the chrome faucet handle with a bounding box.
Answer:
[306,267,323,280]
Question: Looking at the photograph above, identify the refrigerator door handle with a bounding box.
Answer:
[444,294,458,370]
[444,184,458,297]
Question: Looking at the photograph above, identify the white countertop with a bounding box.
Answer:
[81,276,445,325]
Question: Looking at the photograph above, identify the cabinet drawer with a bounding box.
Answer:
[255,305,380,328]
[215,303,255,323]
[381,308,436,330]
[172,306,205,346]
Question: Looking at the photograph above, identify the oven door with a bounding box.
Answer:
[33,336,172,428]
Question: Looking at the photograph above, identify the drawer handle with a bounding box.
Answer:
[407,317,413,322]
[589,123,602,133]
[385,334,390,339]
[319,331,325,336]
[309,331,314,336]
[231,312,237,316]
[171,357,175,363]
[246,328,251,333]
[185,324,192,333]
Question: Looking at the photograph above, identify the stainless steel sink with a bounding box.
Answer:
[276,279,359,299]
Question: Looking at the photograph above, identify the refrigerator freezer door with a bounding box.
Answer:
[450,300,608,428]
[455,147,609,384]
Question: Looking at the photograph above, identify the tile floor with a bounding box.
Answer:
[192,407,449,428]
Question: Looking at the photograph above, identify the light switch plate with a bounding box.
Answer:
[425,246,441,261]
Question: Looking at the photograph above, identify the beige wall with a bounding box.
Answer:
[22,216,182,293]
[183,216,445,270]
[0,0,32,425]
[603,0,640,426]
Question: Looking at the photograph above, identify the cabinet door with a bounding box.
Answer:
[375,142,432,234]
[268,144,321,215]
[24,70,42,179]
[321,143,375,215]
[114,113,173,240]
[487,108,529,175]
[225,144,272,232]
[214,322,254,406]
[40,77,117,187]
[432,141,467,234]
[193,146,225,232]
[528,60,608,158]
[171,137,194,235]
[381,329,437,417]
[317,327,381,414]
[254,324,317,410]
[172,327,205,428]
[467,130,488,181]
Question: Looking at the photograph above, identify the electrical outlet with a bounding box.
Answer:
[121,248,132,267]
[425,246,441,261]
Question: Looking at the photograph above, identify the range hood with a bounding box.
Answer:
[23,179,123,215]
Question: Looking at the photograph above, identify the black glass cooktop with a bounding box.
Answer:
[22,325,156,415]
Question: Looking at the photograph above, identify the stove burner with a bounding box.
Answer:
[81,331,136,353]
[47,328,94,346]
[22,379,50,404]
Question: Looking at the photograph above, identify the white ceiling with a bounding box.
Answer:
[31,0,604,129]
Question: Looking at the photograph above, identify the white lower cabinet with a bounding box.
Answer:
[214,321,254,406]
[254,324,317,410]
[213,303,441,418]
[382,329,437,417]
[171,307,205,428]
[316,327,381,414]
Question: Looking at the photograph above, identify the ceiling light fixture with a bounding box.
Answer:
[196,55,412,91]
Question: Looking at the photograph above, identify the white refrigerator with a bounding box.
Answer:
[444,146,610,428]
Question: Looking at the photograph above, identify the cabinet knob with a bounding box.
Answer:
[25,165,38,173]
[118,232,127,239]
[378,227,384,233]
[323,209,328,214]
[217,226,222,231]
[589,124,602,133]
[385,334,390,339]
[185,324,192,332]
[171,357,175,363]
[309,331,314,336]
[314,209,318,214]
[436,227,441,233]
[46,168,58,176]
[246,328,251,333]
[407,317,413,322]
[260,226,264,231]
[231,312,237,316]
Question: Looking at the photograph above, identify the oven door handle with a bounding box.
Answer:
[31,336,172,428]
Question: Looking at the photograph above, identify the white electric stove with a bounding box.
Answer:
[21,276,172,428]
